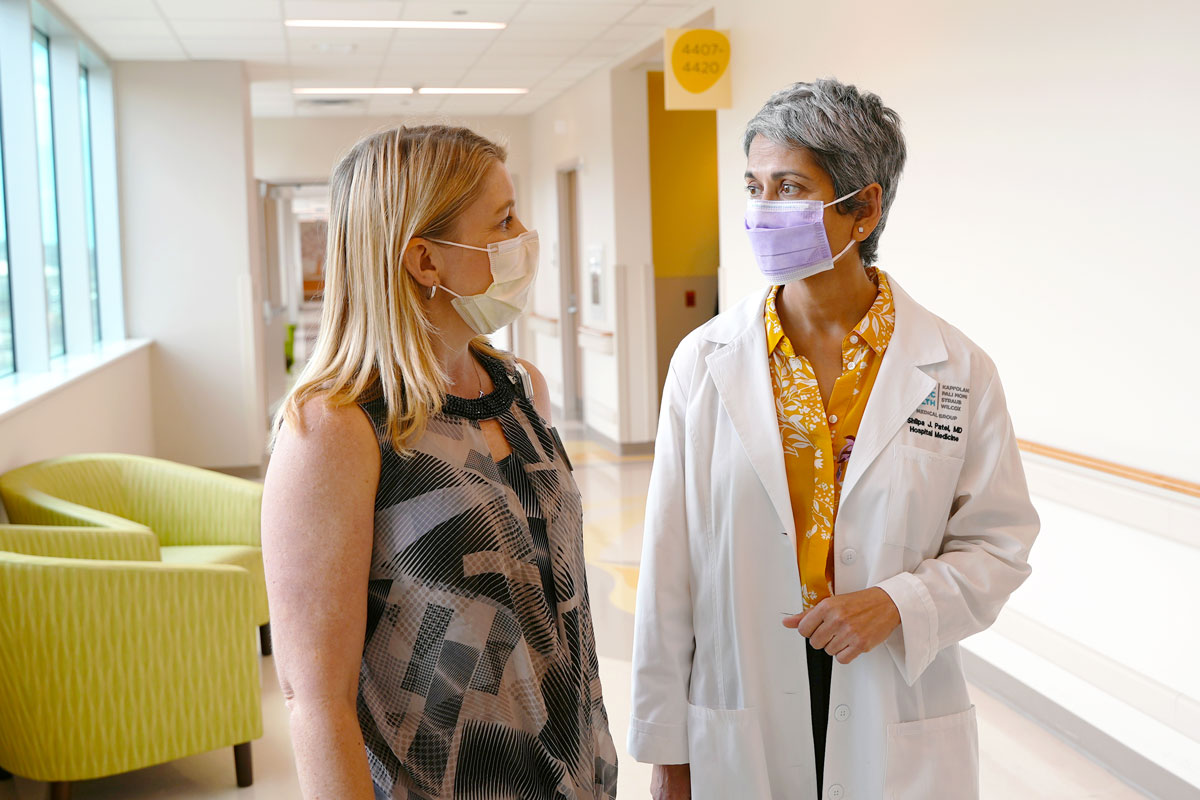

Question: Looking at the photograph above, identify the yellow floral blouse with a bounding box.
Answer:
[765,269,896,609]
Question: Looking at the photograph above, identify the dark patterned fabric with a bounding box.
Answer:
[357,353,618,799]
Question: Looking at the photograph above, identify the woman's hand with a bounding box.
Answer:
[651,764,691,799]
[782,587,901,664]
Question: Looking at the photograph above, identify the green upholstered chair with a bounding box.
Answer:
[0,525,262,799]
[0,453,271,655]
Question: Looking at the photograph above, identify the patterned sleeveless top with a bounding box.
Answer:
[356,352,618,800]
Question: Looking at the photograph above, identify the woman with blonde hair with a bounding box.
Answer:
[262,125,617,800]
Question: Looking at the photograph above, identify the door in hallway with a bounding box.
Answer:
[557,167,584,421]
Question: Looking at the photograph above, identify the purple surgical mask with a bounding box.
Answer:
[745,187,864,284]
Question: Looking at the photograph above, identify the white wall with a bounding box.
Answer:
[528,69,621,438]
[0,344,154,486]
[526,62,659,445]
[708,0,1200,784]
[115,61,266,469]
[252,114,533,196]
[712,0,1200,483]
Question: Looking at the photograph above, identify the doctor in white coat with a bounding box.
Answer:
[628,79,1039,800]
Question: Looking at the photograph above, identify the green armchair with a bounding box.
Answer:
[0,525,262,799]
[0,453,271,654]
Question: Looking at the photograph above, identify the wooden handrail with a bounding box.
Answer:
[577,325,615,339]
[527,312,559,325]
[1017,439,1200,500]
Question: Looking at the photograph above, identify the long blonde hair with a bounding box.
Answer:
[276,124,509,453]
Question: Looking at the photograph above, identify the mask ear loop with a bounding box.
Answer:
[831,236,857,263]
[822,186,866,209]
[427,238,490,252]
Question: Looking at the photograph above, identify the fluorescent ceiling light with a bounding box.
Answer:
[294,87,414,95]
[418,88,529,95]
[286,19,506,31]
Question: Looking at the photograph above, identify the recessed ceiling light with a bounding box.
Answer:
[312,42,357,54]
[286,19,505,31]
[418,87,528,95]
[294,87,415,95]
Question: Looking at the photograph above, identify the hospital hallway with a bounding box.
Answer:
[0,428,1150,800]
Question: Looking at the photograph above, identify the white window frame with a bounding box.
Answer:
[0,0,125,396]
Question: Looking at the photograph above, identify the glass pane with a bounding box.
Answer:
[0,92,13,376]
[33,30,64,357]
[80,67,100,342]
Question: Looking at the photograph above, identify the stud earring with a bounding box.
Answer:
[858,226,865,233]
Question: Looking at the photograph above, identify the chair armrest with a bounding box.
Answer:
[0,525,160,561]
[0,554,263,781]
[0,485,140,530]
[125,459,263,548]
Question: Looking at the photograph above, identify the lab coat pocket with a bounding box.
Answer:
[885,705,979,800]
[884,445,964,556]
[687,703,773,800]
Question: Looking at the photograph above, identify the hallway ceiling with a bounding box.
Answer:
[51,0,698,117]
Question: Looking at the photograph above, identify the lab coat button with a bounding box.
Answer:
[840,548,857,564]
[834,704,851,721]
[828,784,845,799]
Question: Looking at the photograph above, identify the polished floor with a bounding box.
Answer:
[3,432,1149,799]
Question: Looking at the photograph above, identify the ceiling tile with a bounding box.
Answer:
[80,18,174,38]
[485,36,584,57]
[495,21,594,41]
[55,0,160,20]
[285,66,383,82]
[458,68,545,85]
[181,38,288,59]
[578,39,635,58]
[295,97,370,116]
[96,37,187,59]
[384,28,496,48]
[437,94,521,115]
[157,0,281,21]
[478,54,566,71]
[400,2,521,23]
[169,19,285,38]
[513,3,636,27]
[364,95,445,115]
[285,26,395,46]
[601,23,664,42]
[283,0,404,20]
[287,51,388,69]
[621,4,691,25]
[377,64,469,85]
[382,51,479,71]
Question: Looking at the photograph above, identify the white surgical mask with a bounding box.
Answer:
[429,230,540,335]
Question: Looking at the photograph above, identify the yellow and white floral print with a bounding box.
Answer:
[766,269,896,609]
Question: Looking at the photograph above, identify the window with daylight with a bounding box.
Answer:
[0,91,12,376]
[80,65,100,342]
[32,29,64,357]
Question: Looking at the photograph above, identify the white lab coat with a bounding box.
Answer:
[628,278,1039,800]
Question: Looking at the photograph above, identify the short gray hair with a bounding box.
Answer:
[743,78,906,266]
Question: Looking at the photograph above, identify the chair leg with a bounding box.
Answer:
[234,742,253,787]
[48,782,71,800]
[259,623,272,656]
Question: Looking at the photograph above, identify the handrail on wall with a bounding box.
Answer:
[1017,439,1200,500]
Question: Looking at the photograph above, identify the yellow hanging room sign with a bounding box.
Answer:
[664,28,732,110]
